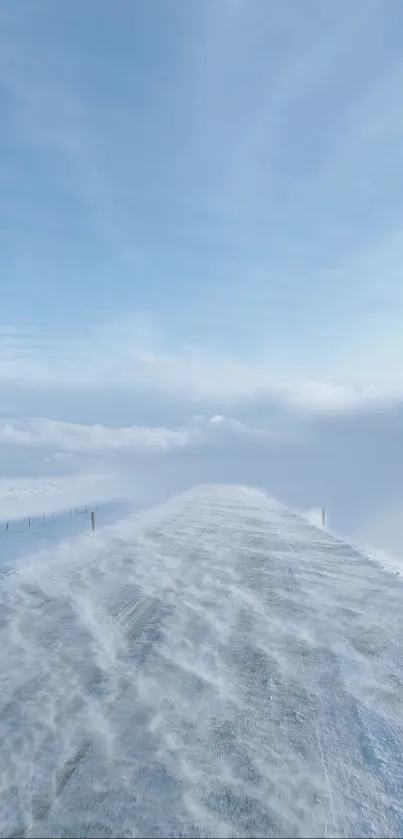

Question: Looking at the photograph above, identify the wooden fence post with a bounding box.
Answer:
[91,511,96,532]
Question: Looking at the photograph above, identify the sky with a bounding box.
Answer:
[1,0,403,554]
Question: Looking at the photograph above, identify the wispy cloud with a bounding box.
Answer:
[0,409,294,458]
[0,417,199,454]
[2,0,403,377]
[0,318,394,410]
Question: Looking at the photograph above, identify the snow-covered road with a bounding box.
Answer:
[1,485,402,837]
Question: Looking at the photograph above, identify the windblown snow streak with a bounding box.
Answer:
[0,485,403,838]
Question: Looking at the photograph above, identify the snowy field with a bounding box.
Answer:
[0,499,134,575]
[1,484,403,838]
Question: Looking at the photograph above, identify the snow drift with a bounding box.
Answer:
[0,485,402,838]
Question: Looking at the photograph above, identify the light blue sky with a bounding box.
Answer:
[2,0,403,390]
[2,1,403,553]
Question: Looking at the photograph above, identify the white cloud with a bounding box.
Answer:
[0,409,296,460]
[0,318,400,414]
[0,418,200,455]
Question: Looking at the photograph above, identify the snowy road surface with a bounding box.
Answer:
[1,485,403,837]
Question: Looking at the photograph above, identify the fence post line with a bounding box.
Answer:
[3,509,100,534]
[321,507,326,527]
